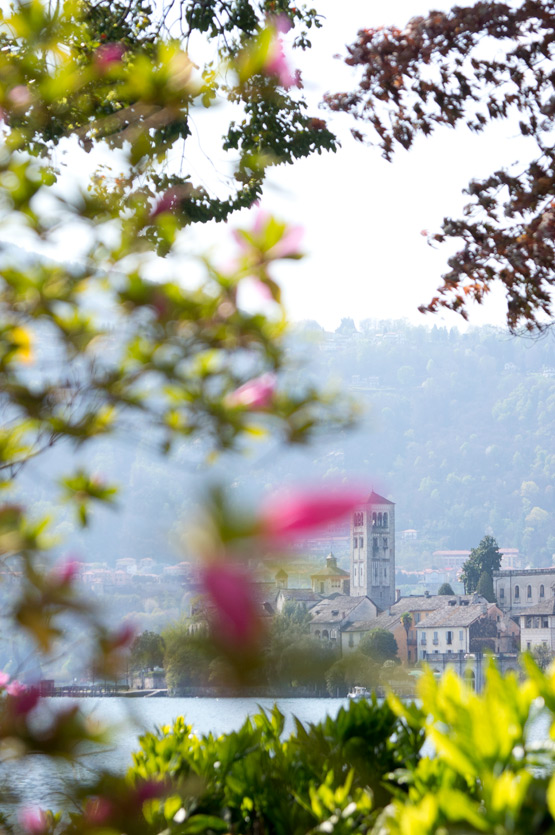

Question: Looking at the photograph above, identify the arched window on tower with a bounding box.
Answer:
[514,585,520,600]
[372,513,377,526]
[527,584,532,599]
[540,584,545,598]
[378,512,382,526]
[383,512,388,528]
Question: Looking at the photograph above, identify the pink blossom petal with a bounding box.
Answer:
[11,686,40,716]
[6,679,26,697]
[260,487,368,541]
[271,225,304,257]
[112,623,136,649]
[54,557,78,585]
[19,808,48,835]
[226,373,276,409]
[200,563,260,647]
[85,797,114,826]
[95,43,125,71]
[252,209,271,236]
[265,37,297,88]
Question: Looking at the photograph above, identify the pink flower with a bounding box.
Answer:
[271,225,304,258]
[10,686,40,715]
[111,623,135,649]
[135,780,166,804]
[19,808,48,835]
[265,36,298,89]
[200,562,260,647]
[226,373,276,409]
[151,188,180,218]
[6,679,26,697]
[85,797,114,825]
[0,670,10,688]
[260,487,367,541]
[95,43,125,71]
[54,557,78,585]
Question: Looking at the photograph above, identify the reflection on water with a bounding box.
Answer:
[3,697,347,810]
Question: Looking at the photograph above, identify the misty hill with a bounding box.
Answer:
[15,319,555,570]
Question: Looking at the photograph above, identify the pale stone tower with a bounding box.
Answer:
[350,491,395,609]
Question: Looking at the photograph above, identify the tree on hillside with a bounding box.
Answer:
[130,631,166,670]
[335,317,358,335]
[460,536,502,594]
[476,571,496,603]
[326,0,555,332]
[438,583,455,596]
[359,628,398,663]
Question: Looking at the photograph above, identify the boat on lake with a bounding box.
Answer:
[347,685,370,700]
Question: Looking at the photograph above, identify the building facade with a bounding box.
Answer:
[494,567,555,613]
[350,490,395,609]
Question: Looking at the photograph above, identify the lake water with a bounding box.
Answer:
[6,696,552,813]
[7,697,347,810]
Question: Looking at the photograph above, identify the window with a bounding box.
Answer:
[527,585,532,599]
[534,617,540,629]
[414,612,420,624]
[360,566,364,582]
[526,616,532,628]
[348,634,354,647]
[353,536,358,548]
[384,566,387,581]
[373,537,378,550]
[331,630,337,640]
[378,512,382,526]
[515,585,520,600]
[421,633,427,645]
[459,630,463,642]
[527,642,531,650]
[372,513,377,526]
[353,511,364,527]
[541,584,545,598]
[542,617,549,628]
[383,512,388,527]
[315,631,320,639]
[322,630,329,640]
[359,537,364,548]
[500,587,505,599]
[433,631,439,645]
[446,631,453,645]
[383,538,388,548]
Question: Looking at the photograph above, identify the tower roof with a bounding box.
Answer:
[366,490,394,505]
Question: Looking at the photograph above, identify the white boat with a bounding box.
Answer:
[347,685,370,700]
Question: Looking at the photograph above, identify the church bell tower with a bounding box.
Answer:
[350,491,395,610]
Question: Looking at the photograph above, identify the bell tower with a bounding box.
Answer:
[350,491,395,610]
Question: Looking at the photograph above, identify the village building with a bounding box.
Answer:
[341,593,492,663]
[415,600,518,660]
[309,595,378,644]
[494,567,555,613]
[311,553,350,595]
[516,599,555,652]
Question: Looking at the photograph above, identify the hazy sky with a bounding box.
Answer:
[40,0,537,334]
[241,0,537,332]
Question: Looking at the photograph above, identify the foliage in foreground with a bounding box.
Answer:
[49,659,555,835]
